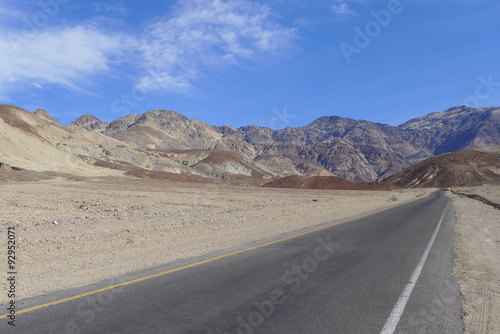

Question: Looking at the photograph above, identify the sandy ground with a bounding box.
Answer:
[453,184,499,205]
[450,185,500,334]
[0,176,431,304]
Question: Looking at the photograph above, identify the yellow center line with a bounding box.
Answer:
[0,196,424,319]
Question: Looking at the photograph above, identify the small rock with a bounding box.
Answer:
[52,221,58,225]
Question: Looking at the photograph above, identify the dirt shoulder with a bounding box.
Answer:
[0,177,432,303]
[449,185,500,334]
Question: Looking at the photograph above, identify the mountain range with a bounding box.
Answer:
[1,104,499,184]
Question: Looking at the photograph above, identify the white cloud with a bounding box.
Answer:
[0,25,123,95]
[92,2,128,16]
[330,0,369,17]
[331,3,356,16]
[0,0,296,98]
[135,0,296,93]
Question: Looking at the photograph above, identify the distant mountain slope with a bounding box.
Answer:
[0,105,279,182]
[399,106,500,154]
[101,109,257,157]
[235,106,500,181]
[263,175,395,190]
[381,150,500,188]
[91,106,500,182]
[2,104,499,183]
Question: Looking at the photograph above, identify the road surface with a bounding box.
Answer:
[1,190,462,333]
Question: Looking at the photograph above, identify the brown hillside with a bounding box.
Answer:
[0,105,121,176]
[263,175,395,190]
[381,150,500,188]
[0,104,42,138]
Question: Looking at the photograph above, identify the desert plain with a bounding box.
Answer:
[0,176,498,334]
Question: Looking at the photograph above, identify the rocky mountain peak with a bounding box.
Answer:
[138,109,189,124]
[34,108,50,116]
[34,108,63,127]
[74,113,101,122]
[213,125,239,135]
[104,114,141,134]
[308,115,347,127]
[69,114,108,132]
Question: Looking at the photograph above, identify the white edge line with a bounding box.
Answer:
[379,199,449,334]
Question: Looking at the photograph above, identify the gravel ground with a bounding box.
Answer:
[450,185,500,334]
[0,176,431,303]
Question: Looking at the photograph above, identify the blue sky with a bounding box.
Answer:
[1,0,499,128]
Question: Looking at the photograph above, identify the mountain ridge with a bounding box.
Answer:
[2,104,499,183]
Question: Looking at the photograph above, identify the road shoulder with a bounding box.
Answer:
[450,188,500,334]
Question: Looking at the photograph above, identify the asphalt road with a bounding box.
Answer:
[1,190,462,333]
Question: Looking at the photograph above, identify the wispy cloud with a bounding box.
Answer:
[134,0,296,93]
[330,0,370,17]
[92,2,128,16]
[0,25,123,95]
[0,0,295,98]
[331,3,356,16]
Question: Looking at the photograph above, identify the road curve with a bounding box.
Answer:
[1,191,462,333]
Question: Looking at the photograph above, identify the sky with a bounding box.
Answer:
[1,0,499,129]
